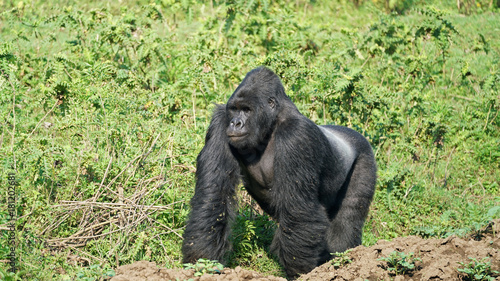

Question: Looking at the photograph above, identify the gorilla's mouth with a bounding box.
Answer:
[228,133,248,140]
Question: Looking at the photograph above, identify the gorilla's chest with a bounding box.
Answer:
[244,150,274,188]
[237,139,275,207]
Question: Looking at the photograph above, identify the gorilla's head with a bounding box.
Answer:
[225,67,286,150]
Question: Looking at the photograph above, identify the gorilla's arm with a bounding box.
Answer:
[182,106,240,264]
[270,118,332,277]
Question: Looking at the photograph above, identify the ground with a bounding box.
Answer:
[111,220,500,281]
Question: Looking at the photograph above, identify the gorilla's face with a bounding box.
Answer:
[226,88,278,150]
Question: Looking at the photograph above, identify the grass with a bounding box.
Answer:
[0,0,499,279]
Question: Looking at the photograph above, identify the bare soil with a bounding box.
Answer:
[111,220,500,281]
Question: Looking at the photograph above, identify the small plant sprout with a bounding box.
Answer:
[331,249,353,269]
[378,251,421,275]
[457,257,499,281]
[183,258,224,277]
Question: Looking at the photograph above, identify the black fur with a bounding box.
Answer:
[182,67,377,278]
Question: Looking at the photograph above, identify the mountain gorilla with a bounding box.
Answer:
[182,67,376,278]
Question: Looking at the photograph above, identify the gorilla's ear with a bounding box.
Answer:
[268,97,277,109]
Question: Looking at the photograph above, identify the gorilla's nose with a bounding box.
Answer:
[231,117,244,129]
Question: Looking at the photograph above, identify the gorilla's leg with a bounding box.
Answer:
[326,152,376,254]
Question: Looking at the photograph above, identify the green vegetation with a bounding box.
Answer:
[331,249,352,269]
[228,206,281,274]
[70,264,115,281]
[378,251,421,275]
[458,257,499,281]
[0,0,499,279]
[183,258,224,277]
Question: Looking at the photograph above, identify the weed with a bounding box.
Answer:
[183,258,224,277]
[331,249,353,269]
[62,264,115,281]
[228,206,282,275]
[378,251,421,275]
[457,257,499,281]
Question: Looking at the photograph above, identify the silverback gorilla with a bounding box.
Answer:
[182,67,376,278]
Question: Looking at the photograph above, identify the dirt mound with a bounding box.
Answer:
[111,220,500,281]
[110,261,286,281]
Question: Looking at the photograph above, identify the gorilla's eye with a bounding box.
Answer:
[242,107,251,113]
[268,98,276,109]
